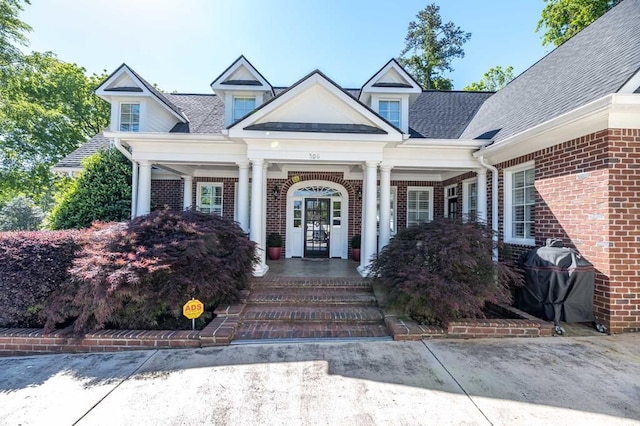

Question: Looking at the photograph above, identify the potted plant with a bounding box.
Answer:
[351,234,361,262]
[267,232,283,260]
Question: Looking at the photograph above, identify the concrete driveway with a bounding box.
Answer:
[1,335,639,425]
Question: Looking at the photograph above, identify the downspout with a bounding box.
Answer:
[478,155,499,262]
[114,138,138,218]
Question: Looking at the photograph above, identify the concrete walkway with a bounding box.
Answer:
[1,335,639,425]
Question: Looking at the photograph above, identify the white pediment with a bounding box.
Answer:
[256,84,376,126]
[228,71,404,141]
[211,55,273,95]
[226,65,259,83]
[109,73,139,90]
[359,59,422,105]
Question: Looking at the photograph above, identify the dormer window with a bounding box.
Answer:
[120,103,140,132]
[232,96,256,122]
[378,100,400,128]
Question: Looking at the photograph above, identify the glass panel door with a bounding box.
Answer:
[304,198,330,258]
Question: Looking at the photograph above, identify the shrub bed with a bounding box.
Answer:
[370,218,522,325]
[0,230,82,327]
[43,209,257,334]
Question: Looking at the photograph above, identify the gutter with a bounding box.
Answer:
[478,155,499,262]
[114,138,138,218]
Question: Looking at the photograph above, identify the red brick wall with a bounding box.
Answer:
[151,179,182,211]
[194,177,237,221]
[496,129,640,333]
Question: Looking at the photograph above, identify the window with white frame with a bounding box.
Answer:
[377,186,397,234]
[445,185,457,219]
[407,187,433,226]
[232,96,256,122]
[504,163,535,245]
[197,183,223,216]
[378,100,400,128]
[120,103,140,132]
[462,179,478,222]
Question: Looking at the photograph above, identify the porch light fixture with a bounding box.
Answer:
[272,184,280,200]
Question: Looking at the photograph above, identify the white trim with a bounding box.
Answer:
[618,69,640,94]
[475,94,640,164]
[444,184,457,219]
[196,182,223,216]
[503,161,535,246]
[462,177,478,221]
[406,186,434,226]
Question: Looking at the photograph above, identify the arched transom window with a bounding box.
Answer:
[293,185,342,197]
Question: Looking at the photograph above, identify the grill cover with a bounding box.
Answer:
[517,244,596,325]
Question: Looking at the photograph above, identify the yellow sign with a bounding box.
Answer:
[183,299,204,319]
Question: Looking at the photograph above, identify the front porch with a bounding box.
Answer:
[265,258,362,278]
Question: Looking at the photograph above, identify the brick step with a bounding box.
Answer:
[234,322,390,341]
[250,277,371,290]
[241,305,385,323]
[247,288,377,306]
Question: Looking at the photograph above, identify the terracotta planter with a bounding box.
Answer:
[268,246,282,260]
[351,248,361,262]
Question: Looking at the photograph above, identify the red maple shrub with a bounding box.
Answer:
[370,218,522,325]
[0,230,82,327]
[43,209,257,334]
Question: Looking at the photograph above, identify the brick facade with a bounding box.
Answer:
[496,129,640,333]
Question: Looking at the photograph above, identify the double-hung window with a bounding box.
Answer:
[378,100,400,128]
[197,183,223,216]
[407,187,433,226]
[120,103,140,132]
[463,179,478,222]
[232,96,256,122]
[504,163,535,245]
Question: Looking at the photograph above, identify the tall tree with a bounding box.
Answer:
[536,0,621,47]
[0,0,31,68]
[399,3,471,90]
[0,52,110,206]
[463,65,515,92]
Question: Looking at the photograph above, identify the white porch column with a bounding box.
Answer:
[250,159,269,277]
[136,160,151,217]
[358,161,379,276]
[477,168,488,224]
[182,175,193,211]
[237,161,250,233]
[359,165,367,271]
[379,165,392,250]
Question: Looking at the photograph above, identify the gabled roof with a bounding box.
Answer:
[210,55,274,96]
[228,69,404,137]
[96,63,189,123]
[359,58,422,104]
[461,0,640,143]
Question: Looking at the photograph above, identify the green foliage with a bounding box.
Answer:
[48,148,132,230]
[267,232,283,247]
[0,195,43,230]
[399,3,471,90]
[0,229,81,327]
[370,218,522,325]
[351,234,361,249]
[536,0,620,47]
[463,65,515,92]
[43,209,257,334]
[0,0,31,67]
[0,52,110,206]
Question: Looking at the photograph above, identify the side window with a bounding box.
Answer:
[504,164,535,245]
[197,183,223,216]
[407,187,433,226]
[233,96,256,122]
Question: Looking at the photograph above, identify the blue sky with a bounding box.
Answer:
[20,0,551,92]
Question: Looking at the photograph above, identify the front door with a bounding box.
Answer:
[304,198,330,258]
